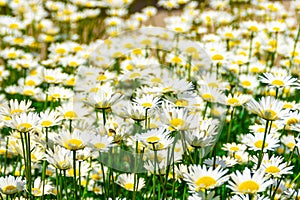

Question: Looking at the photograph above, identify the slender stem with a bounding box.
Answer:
[227,107,235,143]
[247,31,254,74]
[256,120,269,170]
[72,150,78,200]
[102,108,106,126]
[78,161,82,198]
[152,144,156,200]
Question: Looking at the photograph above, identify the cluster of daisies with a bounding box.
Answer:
[0,0,299,199]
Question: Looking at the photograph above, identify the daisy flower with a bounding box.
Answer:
[281,135,296,151]
[135,127,173,150]
[31,177,54,196]
[134,94,160,110]
[222,142,247,154]
[55,129,92,151]
[225,93,251,107]
[239,74,259,90]
[116,173,145,191]
[246,96,288,121]
[259,73,299,88]
[255,154,293,178]
[86,84,123,109]
[0,175,26,195]
[242,133,280,152]
[183,164,229,191]
[46,145,72,170]
[198,86,225,104]
[0,99,33,116]
[39,109,63,128]
[160,105,199,131]
[57,101,91,120]
[8,112,40,132]
[89,134,114,152]
[228,168,272,194]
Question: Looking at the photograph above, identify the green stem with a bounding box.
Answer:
[227,107,235,143]
[72,150,78,200]
[256,120,269,170]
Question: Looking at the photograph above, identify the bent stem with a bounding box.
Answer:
[227,107,235,143]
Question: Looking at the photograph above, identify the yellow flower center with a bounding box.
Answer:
[129,72,141,79]
[91,173,101,181]
[286,118,298,125]
[146,136,160,143]
[94,143,106,149]
[230,146,239,151]
[69,61,78,67]
[9,23,19,29]
[25,80,36,86]
[97,75,107,81]
[13,37,24,44]
[141,102,153,108]
[286,142,295,149]
[249,25,258,32]
[257,127,265,132]
[41,120,53,127]
[171,56,182,64]
[211,54,224,61]
[254,140,268,148]
[44,75,55,81]
[238,180,259,193]
[3,185,17,194]
[195,176,216,189]
[66,138,83,150]
[202,93,214,101]
[208,82,219,88]
[64,111,77,119]
[24,90,34,96]
[124,183,134,191]
[175,99,188,107]
[170,118,185,127]
[58,161,70,169]
[227,98,240,105]
[55,48,66,54]
[7,52,17,59]
[11,109,23,114]
[264,109,278,120]
[271,79,284,87]
[17,123,32,132]
[241,80,251,87]
[32,188,42,196]
[265,166,280,174]
[224,32,234,39]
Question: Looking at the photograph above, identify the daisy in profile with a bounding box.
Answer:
[86,84,123,110]
[116,173,145,192]
[160,105,199,131]
[54,129,92,151]
[0,175,26,195]
[58,101,91,120]
[225,93,251,107]
[246,96,288,121]
[89,134,114,152]
[0,99,33,116]
[46,145,72,170]
[134,94,160,110]
[198,86,225,104]
[222,142,247,155]
[121,102,148,121]
[259,73,299,88]
[31,177,54,197]
[39,109,63,128]
[135,127,173,150]
[183,164,229,192]
[8,112,40,132]
[228,168,272,194]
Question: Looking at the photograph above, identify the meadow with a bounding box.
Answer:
[0,0,299,199]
